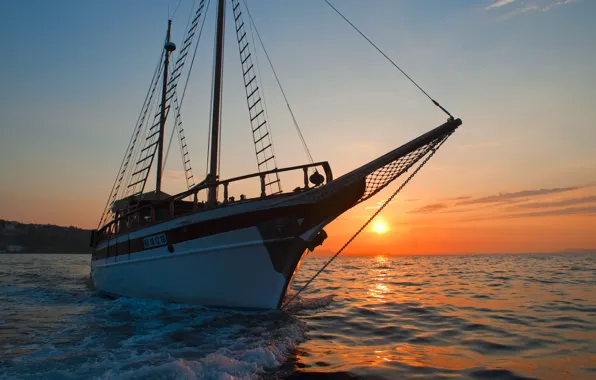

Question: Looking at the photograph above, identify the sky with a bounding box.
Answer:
[0,0,595,254]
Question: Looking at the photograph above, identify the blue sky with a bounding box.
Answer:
[0,0,594,252]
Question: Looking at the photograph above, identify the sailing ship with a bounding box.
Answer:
[90,0,462,309]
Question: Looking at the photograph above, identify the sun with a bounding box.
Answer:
[371,219,390,234]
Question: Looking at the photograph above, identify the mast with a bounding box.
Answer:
[207,0,226,204]
[156,20,175,196]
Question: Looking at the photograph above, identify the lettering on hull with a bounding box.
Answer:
[143,233,168,249]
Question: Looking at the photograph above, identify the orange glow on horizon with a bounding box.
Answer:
[2,182,595,256]
[316,188,596,256]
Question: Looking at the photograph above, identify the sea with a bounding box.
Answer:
[0,253,594,380]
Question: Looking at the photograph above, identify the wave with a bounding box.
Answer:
[2,252,595,380]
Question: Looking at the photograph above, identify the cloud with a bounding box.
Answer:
[503,3,540,18]
[462,203,596,221]
[503,205,596,218]
[513,195,596,209]
[499,0,577,19]
[449,196,472,201]
[441,206,486,214]
[486,0,517,10]
[457,186,579,205]
[407,184,590,218]
[541,0,576,12]
[364,199,397,210]
[409,203,449,214]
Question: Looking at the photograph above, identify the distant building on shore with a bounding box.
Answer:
[6,245,25,253]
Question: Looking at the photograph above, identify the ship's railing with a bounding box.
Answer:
[92,161,332,246]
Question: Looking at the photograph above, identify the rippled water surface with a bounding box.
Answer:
[0,253,594,379]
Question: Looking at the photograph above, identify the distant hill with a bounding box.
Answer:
[0,220,91,253]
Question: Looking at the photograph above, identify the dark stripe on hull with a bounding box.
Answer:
[93,179,365,277]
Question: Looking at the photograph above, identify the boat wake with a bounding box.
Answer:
[3,292,311,379]
[281,292,336,313]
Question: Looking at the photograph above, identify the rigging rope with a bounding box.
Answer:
[322,0,454,120]
[163,0,212,176]
[98,50,165,227]
[281,135,452,310]
[244,1,281,180]
[242,0,315,164]
[170,0,184,20]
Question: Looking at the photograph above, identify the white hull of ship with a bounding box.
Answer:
[91,224,309,309]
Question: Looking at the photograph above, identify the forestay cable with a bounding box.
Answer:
[281,135,452,310]
[322,0,454,120]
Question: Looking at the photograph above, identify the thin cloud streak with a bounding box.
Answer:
[499,0,577,19]
[513,195,596,209]
[413,186,590,214]
[457,187,579,205]
[486,0,517,10]
[542,0,576,12]
[364,200,397,210]
[503,3,540,18]
[409,203,448,214]
[449,196,472,201]
[464,205,596,221]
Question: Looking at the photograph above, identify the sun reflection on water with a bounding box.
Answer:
[291,254,595,380]
[366,256,392,303]
[375,255,388,265]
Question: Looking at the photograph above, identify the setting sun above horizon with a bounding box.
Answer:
[371,219,389,235]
